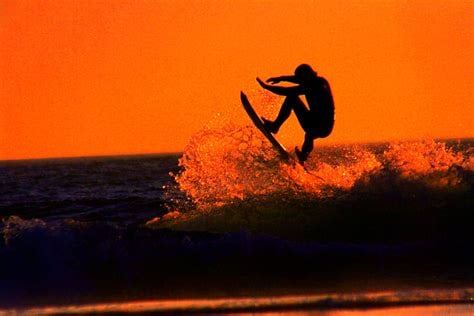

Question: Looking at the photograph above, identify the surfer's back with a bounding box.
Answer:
[305,76,334,120]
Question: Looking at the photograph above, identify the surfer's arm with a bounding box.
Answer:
[257,77,303,96]
[266,76,299,84]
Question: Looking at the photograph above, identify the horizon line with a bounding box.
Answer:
[1,137,472,163]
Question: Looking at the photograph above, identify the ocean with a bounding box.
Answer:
[0,132,473,313]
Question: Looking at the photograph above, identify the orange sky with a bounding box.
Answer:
[1,0,473,160]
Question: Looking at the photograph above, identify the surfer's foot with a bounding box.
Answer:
[295,147,307,163]
[261,117,279,134]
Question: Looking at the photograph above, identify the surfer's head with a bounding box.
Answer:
[294,64,317,84]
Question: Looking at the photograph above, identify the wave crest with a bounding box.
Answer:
[175,122,472,211]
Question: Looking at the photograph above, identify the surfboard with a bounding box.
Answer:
[240,92,291,161]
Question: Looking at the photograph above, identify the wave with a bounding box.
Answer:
[174,125,471,206]
[150,124,473,241]
[2,216,473,306]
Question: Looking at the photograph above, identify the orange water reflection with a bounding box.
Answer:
[7,288,473,315]
[231,304,474,315]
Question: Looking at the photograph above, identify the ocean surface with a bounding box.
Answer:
[0,133,473,312]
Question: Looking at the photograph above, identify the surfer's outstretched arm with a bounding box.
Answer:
[266,76,299,84]
[256,77,303,96]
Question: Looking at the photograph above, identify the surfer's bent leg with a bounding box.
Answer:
[264,95,308,133]
[299,133,314,162]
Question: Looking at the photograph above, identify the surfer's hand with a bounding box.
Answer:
[266,77,280,84]
[256,77,268,88]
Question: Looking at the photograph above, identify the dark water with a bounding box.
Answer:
[0,154,180,224]
[0,140,473,309]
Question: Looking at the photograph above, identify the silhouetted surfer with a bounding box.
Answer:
[257,64,335,163]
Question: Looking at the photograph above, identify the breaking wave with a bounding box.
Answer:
[149,120,472,239]
[173,123,471,206]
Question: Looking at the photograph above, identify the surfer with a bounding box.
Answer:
[257,64,334,163]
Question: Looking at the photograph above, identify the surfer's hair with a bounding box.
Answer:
[294,64,317,83]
